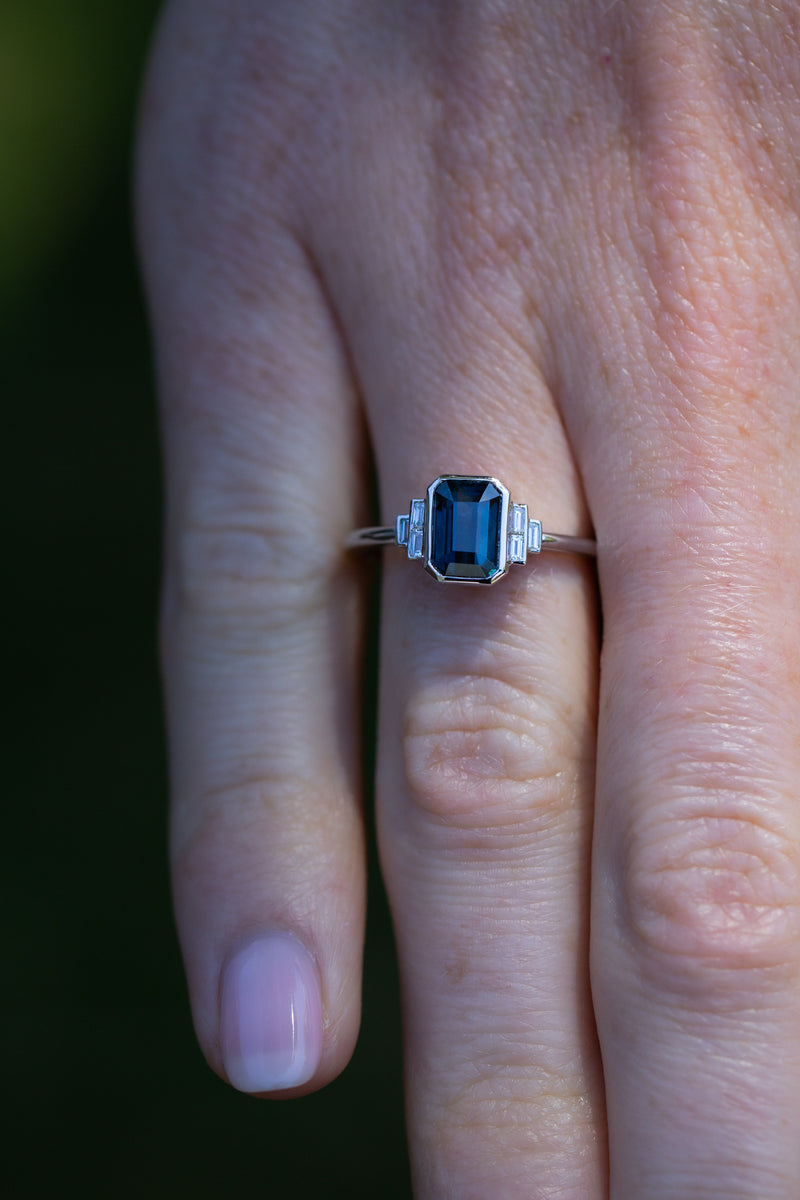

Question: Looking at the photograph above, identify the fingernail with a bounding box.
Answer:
[220,932,323,1093]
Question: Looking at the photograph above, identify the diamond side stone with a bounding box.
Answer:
[509,504,527,535]
[408,529,424,559]
[528,520,542,553]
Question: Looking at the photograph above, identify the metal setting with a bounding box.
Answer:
[346,474,596,583]
[425,475,508,584]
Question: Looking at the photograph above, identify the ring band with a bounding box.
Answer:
[346,474,596,585]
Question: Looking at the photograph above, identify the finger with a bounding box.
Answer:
[591,399,800,1198]
[381,474,605,1200]
[595,519,800,1197]
[136,16,368,1095]
[313,193,607,1198]
[554,21,800,1189]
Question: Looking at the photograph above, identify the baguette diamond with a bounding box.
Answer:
[407,497,426,560]
[528,519,542,554]
[507,504,528,564]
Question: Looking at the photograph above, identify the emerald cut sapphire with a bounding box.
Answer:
[427,476,506,583]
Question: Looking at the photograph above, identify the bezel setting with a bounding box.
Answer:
[425,475,510,585]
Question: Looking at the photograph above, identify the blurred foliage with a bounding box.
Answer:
[0,0,158,310]
[3,4,409,1196]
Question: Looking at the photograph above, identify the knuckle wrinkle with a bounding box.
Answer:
[403,672,575,831]
[623,803,800,976]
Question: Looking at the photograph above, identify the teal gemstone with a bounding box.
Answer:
[430,478,503,581]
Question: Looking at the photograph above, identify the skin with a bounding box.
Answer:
[136,0,800,1195]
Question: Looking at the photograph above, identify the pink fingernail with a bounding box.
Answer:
[220,933,323,1093]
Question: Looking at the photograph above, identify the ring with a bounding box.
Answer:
[346,475,597,585]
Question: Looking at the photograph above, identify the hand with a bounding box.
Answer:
[136,2,800,1194]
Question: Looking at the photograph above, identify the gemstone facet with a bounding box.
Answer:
[427,476,507,583]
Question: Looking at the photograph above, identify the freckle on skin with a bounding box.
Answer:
[446,956,470,986]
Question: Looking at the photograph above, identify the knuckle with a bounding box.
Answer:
[402,670,580,832]
[161,426,357,649]
[623,796,800,977]
[172,770,352,886]
[163,453,342,646]
[169,517,326,625]
[421,1066,594,1192]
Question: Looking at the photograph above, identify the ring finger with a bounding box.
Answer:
[316,186,607,1198]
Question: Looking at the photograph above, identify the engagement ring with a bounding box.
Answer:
[346,475,596,585]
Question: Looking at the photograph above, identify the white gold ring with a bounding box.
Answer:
[346,474,596,585]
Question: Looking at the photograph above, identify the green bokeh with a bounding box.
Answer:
[4,5,408,1195]
[0,2,152,308]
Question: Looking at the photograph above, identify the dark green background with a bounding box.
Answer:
[4,4,409,1195]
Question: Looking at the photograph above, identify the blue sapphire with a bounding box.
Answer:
[428,477,504,582]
